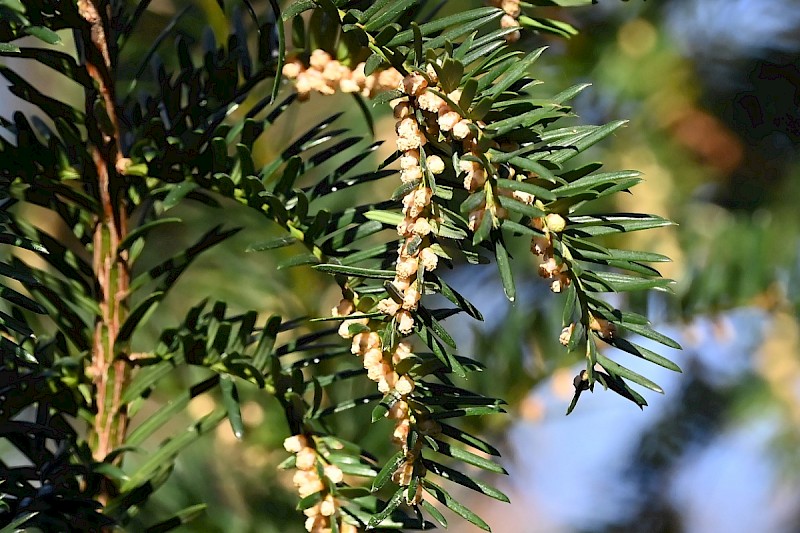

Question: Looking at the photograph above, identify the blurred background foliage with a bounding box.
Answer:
[3,0,800,531]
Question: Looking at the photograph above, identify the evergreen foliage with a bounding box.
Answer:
[0,1,678,530]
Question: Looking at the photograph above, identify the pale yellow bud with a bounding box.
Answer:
[362,74,377,97]
[426,155,445,175]
[418,91,446,113]
[362,347,384,369]
[395,375,415,395]
[377,374,393,393]
[404,204,423,220]
[400,150,420,169]
[293,469,318,488]
[501,14,519,29]
[339,77,360,93]
[340,522,359,533]
[115,157,133,175]
[319,495,337,517]
[501,0,521,17]
[459,158,482,174]
[393,341,413,363]
[298,477,325,498]
[545,213,566,233]
[414,187,433,207]
[448,89,463,103]
[392,276,411,292]
[351,63,367,85]
[396,256,419,278]
[296,73,313,96]
[419,247,439,271]
[378,68,403,90]
[367,361,392,382]
[296,447,317,471]
[402,191,416,209]
[321,60,343,81]
[412,218,432,236]
[284,434,308,453]
[303,504,321,518]
[282,60,303,79]
[309,69,336,95]
[400,166,423,184]
[397,309,415,334]
[396,117,420,138]
[377,298,401,316]
[323,464,344,484]
[309,49,331,70]
[452,119,473,140]
[396,134,421,152]
[402,286,421,310]
[438,110,461,132]
[305,515,326,533]
[351,331,381,355]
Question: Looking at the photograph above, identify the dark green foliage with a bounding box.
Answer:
[0,0,678,531]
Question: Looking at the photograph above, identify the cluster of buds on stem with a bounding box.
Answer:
[350,335,416,397]
[398,67,535,234]
[382,71,447,336]
[340,69,463,504]
[283,434,356,533]
[531,213,572,293]
[282,49,403,101]
[490,0,522,42]
[336,294,416,399]
[389,412,442,505]
[335,289,423,500]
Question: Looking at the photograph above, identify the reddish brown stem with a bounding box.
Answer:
[78,0,130,506]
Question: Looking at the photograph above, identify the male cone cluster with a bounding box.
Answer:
[285,52,594,522]
[333,295,425,504]
[391,65,587,365]
[283,434,357,533]
[490,0,522,42]
[531,213,571,294]
[282,49,403,100]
